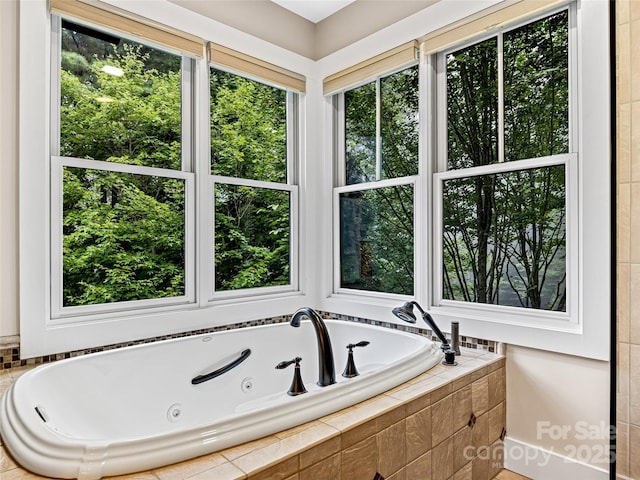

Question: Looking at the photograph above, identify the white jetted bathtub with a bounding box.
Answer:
[0,317,443,479]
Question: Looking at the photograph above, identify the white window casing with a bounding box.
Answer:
[323,0,609,360]
[19,1,309,358]
[18,0,609,360]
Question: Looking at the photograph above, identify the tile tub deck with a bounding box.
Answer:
[0,347,505,480]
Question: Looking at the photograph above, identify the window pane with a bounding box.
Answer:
[215,184,290,290]
[380,66,419,179]
[504,11,569,160]
[210,69,287,183]
[447,38,498,170]
[63,167,186,306]
[60,21,182,170]
[340,185,414,295]
[345,82,376,184]
[442,165,566,311]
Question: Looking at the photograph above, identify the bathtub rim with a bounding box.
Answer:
[0,320,444,479]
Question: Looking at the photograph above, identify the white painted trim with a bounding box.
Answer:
[18,0,610,361]
[18,0,313,358]
[321,0,610,361]
[432,154,577,330]
[315,0,507,79]
[504,437,609,480]
[100,0,315,75]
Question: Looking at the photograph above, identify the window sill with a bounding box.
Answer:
[321,292,608,361]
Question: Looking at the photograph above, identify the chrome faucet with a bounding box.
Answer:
[289,307,336,387]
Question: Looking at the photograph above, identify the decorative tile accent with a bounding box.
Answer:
[0,315,288,371]
[318,311,499,354]
[0,311,498,371]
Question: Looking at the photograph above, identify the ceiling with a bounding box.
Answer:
[270,0,356,23]
[170,0,435,60]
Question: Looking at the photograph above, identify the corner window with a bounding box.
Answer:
[335,66,419,296]
[435,9,573,315]
[325,0,609,359]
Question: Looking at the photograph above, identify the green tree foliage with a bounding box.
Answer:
[340,186,414,294]
[63,169,185,306]
[504,11,569,160]
[60,25,185,306]
[210,70,286,182]
[341,67,418,295]
[210,70,290,290]
[443,11,568,311]
[214,184,290,291]
[61,23,296,304]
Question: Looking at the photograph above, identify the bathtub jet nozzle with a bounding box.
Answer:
[392,301,451,352]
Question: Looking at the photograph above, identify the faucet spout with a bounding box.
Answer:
[290,307,336,387]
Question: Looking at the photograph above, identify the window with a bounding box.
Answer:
[335,66,419,296]
[50,21,301,313]
[51,19,194,316]
[436,9,573,314]
[210,69,297,296]
[18,0,305,357]
[19,0,609,359]
[325,1,609,359]
[48,20,300,314]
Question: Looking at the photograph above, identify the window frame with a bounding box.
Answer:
[432,153,579,328]
[333,175,419,297]
[323,0,610,360]
[332,65,422,299]
[18,2,307,358]
[431,5,578,327]
[209,173,299,301]
[50,16,198,318]
[207,76,300,301]
[50,156,196,319]
[424,0,610,359]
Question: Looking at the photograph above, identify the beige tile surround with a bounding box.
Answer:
[617,0,640,478]
[0,348,504,480]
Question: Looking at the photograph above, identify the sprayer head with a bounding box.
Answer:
[392,302,417,324]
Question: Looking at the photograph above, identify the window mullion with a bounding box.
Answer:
[498,32,505,163]
[196,56,212,307]
[376,78,382,181]
[50,15,62,156]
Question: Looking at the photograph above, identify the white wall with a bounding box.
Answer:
[506,345,610,474]
[0,0,19,339]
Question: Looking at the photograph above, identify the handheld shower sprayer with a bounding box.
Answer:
[392,301,451,352]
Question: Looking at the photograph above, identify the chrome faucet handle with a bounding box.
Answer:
[342,340,370,378]
[276,357,307,396]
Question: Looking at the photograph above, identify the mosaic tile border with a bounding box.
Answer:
[319,311,499,354]
[0,312,498,371]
